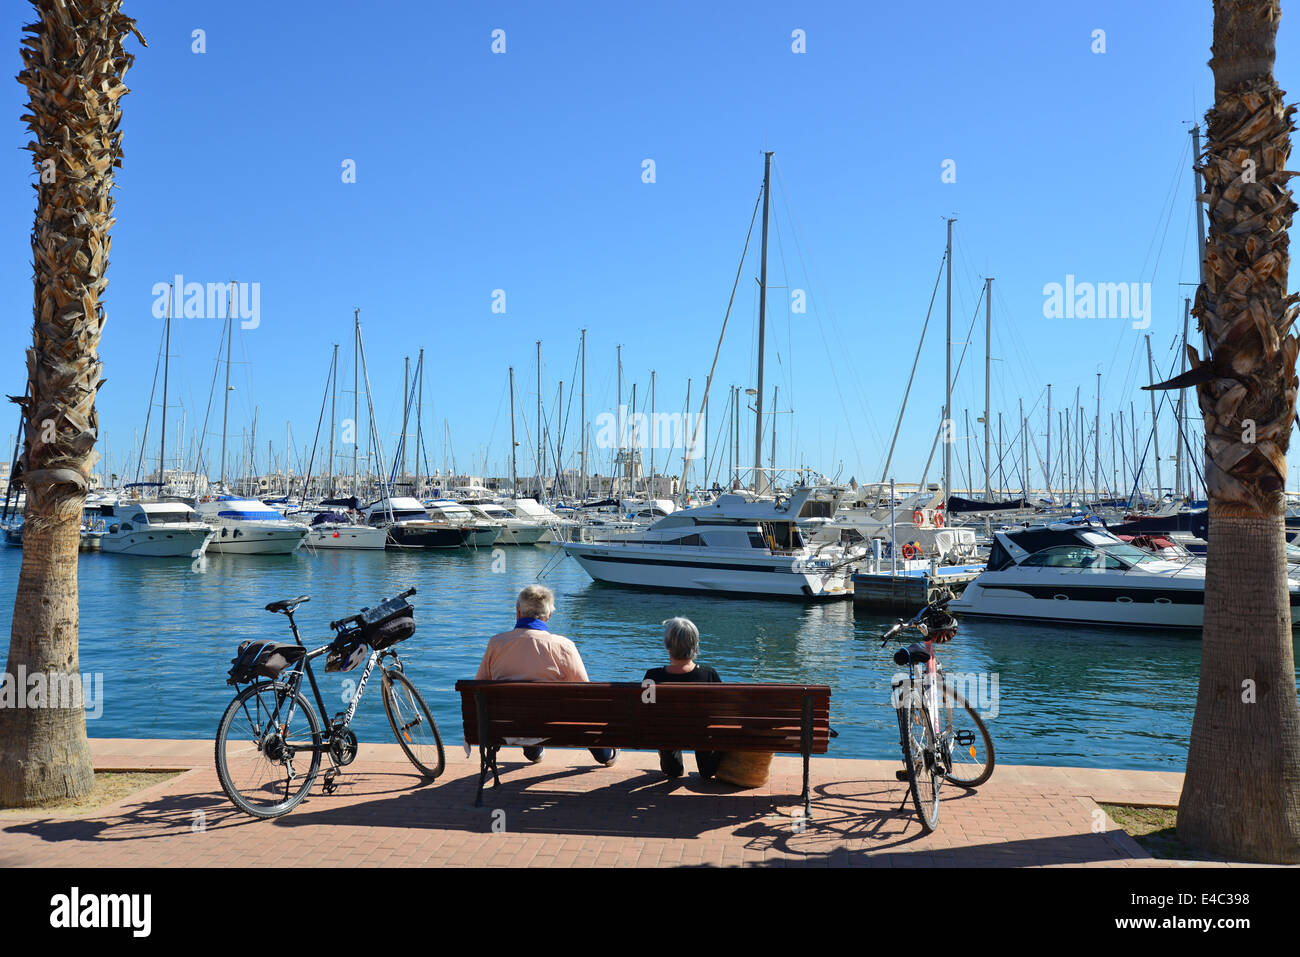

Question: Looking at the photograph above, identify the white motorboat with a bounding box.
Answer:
[951,518,1300,629]
[100,502,215,558]
[298,508,388,550]
[423,498,502,547]
[497,496,578,543]
[196,497,310,555]
[457,500,546,545]
[560,486,863,599]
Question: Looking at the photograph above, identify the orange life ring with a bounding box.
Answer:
[901,543,917,560]
[912,510,924,525]
[935,512,945,527]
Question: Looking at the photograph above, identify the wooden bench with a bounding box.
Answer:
[455,680,832,817]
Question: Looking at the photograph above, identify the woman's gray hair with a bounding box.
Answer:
[516,584,555,620]
[663,617,700,661]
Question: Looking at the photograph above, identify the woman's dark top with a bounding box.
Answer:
[643,664,722,684]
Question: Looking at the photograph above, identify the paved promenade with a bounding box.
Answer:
[0,738,1254,867]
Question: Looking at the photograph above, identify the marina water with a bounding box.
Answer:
[3,543,1285,772]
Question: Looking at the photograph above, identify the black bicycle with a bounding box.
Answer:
[215,587,445,819]
[880,589,995,832]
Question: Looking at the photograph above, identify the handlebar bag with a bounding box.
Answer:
[361,605,415,650]
[228,640,306,685]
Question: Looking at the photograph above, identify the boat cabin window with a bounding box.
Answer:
[987,537,1016,571]
[1021,546,1126,570]
[798,500,835,519]
[665,533,704,546]
[143,510,194,524]
[759,521,803,551]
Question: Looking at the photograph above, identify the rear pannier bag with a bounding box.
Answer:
[227,640,305,685]
[360,602,416,650]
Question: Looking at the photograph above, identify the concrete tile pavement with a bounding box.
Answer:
[0,738,1246,868]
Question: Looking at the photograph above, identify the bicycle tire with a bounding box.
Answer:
[381,667,446,778]
[215,680,322,819]
[937,679,995,788]
[896,682,940,832]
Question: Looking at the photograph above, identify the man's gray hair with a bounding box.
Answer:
[517,584,555,620]
[663,617,700,661]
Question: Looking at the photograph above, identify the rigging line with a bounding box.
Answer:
[133,302,168,484]
[299,347,335,502]
[881,247,947,481]
[682,183,763,468]
[191,309,228,482]
[772,158,884,453]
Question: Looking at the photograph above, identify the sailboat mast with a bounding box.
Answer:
[159,285,172,491]
[416,349,424,498]
[1094,371,1101,503]
[1146,334,1162,498]
[328,343,338,497]
[536,340,542,498]
[220,283,234,490]
[401,356,409,487]
[509,366,517,497]
[944,218,955,507]
[353,309,360,498]
[650,370,655,494]
[580,328,586,498]
[753,150,773,492]
[984,276,992,501]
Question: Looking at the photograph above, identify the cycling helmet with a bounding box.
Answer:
[918,605,959,643]
[326,635,371,673]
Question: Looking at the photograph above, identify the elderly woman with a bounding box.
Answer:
[643,617,722,780]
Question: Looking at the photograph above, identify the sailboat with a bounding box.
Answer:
[561,153,864,598]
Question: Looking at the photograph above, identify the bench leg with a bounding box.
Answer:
[801,751,812,821]
[475,745,500,807]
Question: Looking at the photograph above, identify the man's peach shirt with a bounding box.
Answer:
[475,627,590,682]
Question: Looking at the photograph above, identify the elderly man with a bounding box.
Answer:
[475,584,617,766]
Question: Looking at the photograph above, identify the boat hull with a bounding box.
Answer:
[562,543,853,599]
[305,524,387,550]
[101,528,214,558]
[206,522,309,555]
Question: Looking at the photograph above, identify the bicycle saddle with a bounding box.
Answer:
[265,595,310,614]
[894,643,931,667]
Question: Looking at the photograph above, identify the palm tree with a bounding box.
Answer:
[1177,0,1300,862]
[0,1,143,806]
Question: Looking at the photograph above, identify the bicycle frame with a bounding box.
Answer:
[245,607,394,758]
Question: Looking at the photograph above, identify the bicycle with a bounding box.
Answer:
[215,587,446,819]
[880,588,994,833]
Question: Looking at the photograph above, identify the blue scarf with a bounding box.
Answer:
[515,617,549,631]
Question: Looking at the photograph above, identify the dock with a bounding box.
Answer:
[852,562,984,610]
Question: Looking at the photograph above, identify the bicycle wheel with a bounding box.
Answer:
[937,679,995,787]
[896,682,940,832]
[215,680,322,819]
[381,667,445,778]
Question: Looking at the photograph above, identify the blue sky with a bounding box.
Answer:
[2,1,1297,495]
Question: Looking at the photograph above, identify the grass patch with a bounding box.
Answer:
[1099,803,1206,860]
[0,771,182,814]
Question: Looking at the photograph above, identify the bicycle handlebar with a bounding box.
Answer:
[878,587,956,645]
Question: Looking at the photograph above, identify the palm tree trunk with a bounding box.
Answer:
[0,1,143,806]
[1178,0,1300,862]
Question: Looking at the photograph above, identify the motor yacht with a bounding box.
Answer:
[100,502,215,557]
[951,518,1300,628]
[299,508,388,550]
[196,496,310,555]
[457,500,546,545]
[423,498,502,547]
[364,496,469,548]
[560,486,863,599]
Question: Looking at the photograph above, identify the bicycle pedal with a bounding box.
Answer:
[895,769,910,782]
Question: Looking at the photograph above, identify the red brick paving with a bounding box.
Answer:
[0,738,1277,867]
